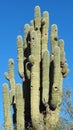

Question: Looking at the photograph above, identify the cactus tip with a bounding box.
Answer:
[9,58,14,64]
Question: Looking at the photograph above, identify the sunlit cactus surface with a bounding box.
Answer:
[3,6,69,130]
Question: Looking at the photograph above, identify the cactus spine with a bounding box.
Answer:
[3,6,69,130]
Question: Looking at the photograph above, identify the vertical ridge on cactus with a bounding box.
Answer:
[2,6,69,130]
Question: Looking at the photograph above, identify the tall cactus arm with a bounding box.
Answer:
[16,84,24,130]
[3,83,13,130]
[50,24,58,54]
[34,6,41,61]
[17,36,24,79]
[4,59,16,104]
[42,51,50,105]
[41,11,49,58]
[50,46,62,109]
[30,30,40,129]
[34,6,41,30]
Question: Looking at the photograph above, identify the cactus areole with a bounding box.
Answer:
[3,6,69,130]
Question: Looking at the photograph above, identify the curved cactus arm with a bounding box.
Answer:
[42,51,50,105]
[41,11,49,58]
[50,24,58,54]
[16,84,24,130]
[17,36,24,79]
[50,46,62,108]
[3,83,13,130]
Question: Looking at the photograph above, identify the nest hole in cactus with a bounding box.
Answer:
[35,27,38,31]
[32,37,35,40]
[54,37,58,41]
[54,86,58,91]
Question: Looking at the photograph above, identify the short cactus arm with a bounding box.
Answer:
[23,24,30,50]
[2,83,13,130]
[50,24,58,54]
[58,39,66,65]
[16,84,24,130]
[17,36,24,79]
[61,63,69,77]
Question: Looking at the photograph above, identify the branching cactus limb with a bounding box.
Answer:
[3,83,13,130]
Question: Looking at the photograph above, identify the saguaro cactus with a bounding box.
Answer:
[3,6,69,130]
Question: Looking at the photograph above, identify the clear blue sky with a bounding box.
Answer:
[0,0,73,127]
